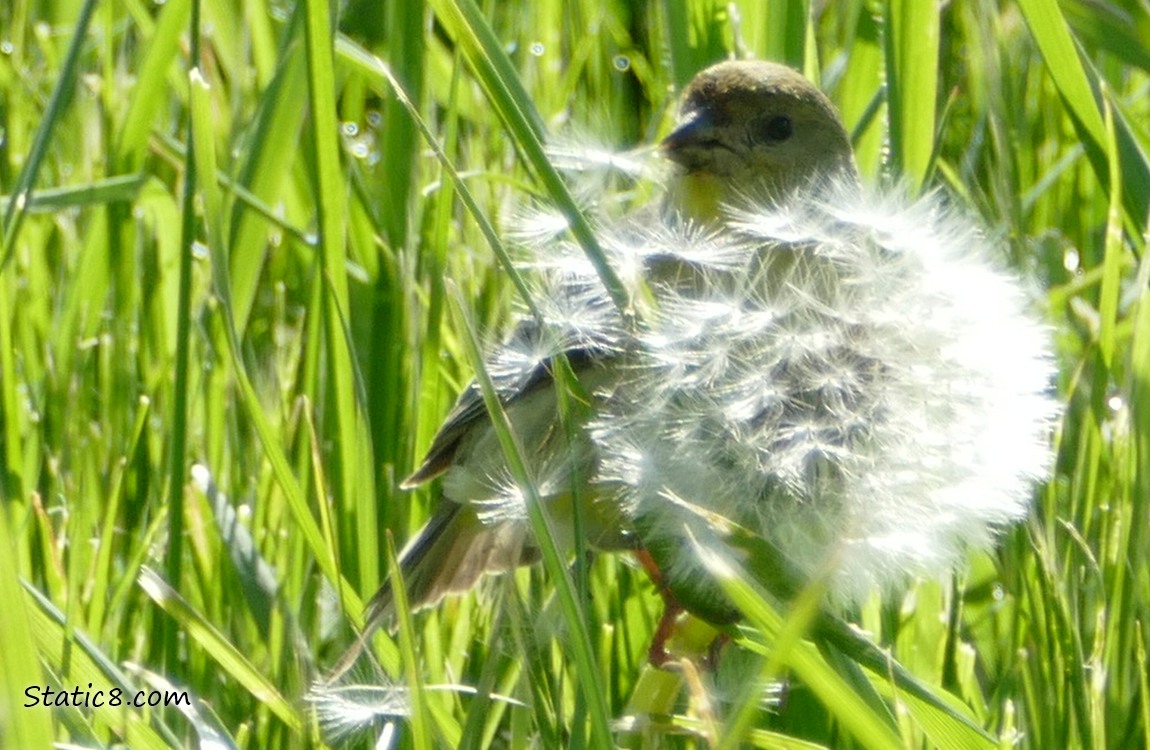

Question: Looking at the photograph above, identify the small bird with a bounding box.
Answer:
[341,60,1055,664]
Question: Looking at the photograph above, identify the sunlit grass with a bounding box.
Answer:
[1,0,1148,748]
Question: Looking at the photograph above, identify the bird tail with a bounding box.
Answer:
[366,501,538,622]
[325,502,536,682]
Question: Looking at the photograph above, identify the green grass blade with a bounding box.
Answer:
[114,0,192,168]
[0,509,54,750]
[191,63,390,676]
[22,582,174,750]
[303,0,378,600]
[0,174,146,214]
[884,0,940,190]
[834,9,887,179]
[699,545,903,750]
[335,41,543,323]
[1096,96,1123,371]
[386,532,434,750]
[428,0,632,316]
[225,19,308,331]
[1061,0,1150,74]
[0,0,99,271]
[662,0,729,86]
[1017,0,1150,226]
[447,283,615,749]
[761,0,809,68]
[137,568,302,731]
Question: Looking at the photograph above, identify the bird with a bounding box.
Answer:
[336,59,1055,669]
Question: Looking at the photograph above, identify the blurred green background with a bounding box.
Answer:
[1,0,1148,747]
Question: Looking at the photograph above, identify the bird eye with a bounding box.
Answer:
[755,115,793,143]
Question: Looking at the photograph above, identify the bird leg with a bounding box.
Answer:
[635,548,727,669]
[648,600,684,668]
[635,548,678,666]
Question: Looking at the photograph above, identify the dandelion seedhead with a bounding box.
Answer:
[512,174,1057,606]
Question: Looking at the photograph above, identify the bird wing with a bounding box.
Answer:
[402,319,610,487]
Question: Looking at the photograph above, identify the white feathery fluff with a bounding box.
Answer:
[511,175,1058,604]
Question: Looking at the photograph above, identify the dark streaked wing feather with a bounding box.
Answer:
[402,335,608,487]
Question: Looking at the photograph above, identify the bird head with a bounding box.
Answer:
[662,60,859,223]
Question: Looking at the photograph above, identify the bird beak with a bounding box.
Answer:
[661,109,717,168]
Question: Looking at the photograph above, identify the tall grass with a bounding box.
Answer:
[1,0,1148,747]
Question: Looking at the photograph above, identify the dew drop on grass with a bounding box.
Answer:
[341,121,358,137]
[530,42,545,56]
[0,41,13,55]
[1063,247,1079,273]
[613,55,631,72]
